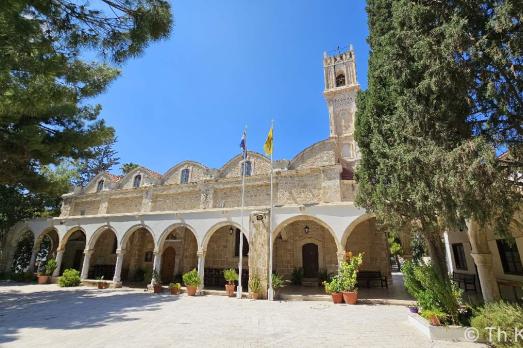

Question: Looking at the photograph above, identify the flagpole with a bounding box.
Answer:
[237,127,246,299]
[268,120,274,301]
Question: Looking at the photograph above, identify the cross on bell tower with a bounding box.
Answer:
[323,45,360,171]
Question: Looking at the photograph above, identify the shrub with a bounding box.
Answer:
[249,274,262,294]
[271,273,285,290]
[59,269,81,287]
[402,260,462,325]
[169,282,181,289]
[45,258,57,276]
[291,267,303,285]
[223,268,239,284]
[182,269,201,287]
[339,252,363,292]
[471,301,523,348]
[323,275,343,294]
[9,271,35,282]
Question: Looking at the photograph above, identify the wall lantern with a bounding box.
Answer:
[304,225,310,234]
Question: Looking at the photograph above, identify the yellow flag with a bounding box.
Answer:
[263,127,273,155]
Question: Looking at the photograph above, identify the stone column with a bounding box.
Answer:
[336,250,346,271]
[27,241,39,273]
[150,251,161,285]
[471,253,500,302]
[443,231,454,274]
[52,250,64,277]
[197,249,205,293]
[112,250,125,287]
[249,210,270,299]
[80,249,93,280]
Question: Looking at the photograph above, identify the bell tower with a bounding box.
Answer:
[323,46,360,173]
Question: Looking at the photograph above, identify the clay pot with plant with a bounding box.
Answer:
[96,276,109,289]
[223,268,238,297]
[38,258,57,284]
[323,275,344,304]
[339,252,363,305]
[182,269,201,296]
[169,282,181,295]
[151,270,162,293]
[249,274,262,300]
[271,273,286,299]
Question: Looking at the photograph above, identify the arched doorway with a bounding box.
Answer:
[61,230,86,274]
[161,247,176,284]
[11,230,34,273]
[89,229,117,280]
[204,224,249,289]
[34,229,59,273]
[273,217,338,288]
[302,243,319,278]
[158,226,198,284]
[121,227,155,284]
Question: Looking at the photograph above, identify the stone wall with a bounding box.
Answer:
[345,218,391,279]
[205,226,249,269]
[107,196,143,214]
[122,229,154,281]
[91,230,117,266]
[151,191,201,211]
[340,180,357,202]
[277,173,322,205]
[289,140,336,170]
[273,220,338,279]
[71,199,100,216]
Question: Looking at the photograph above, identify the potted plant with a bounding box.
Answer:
[169,282,181,295]
[182,269,201,296]
[323,275,344,304]
[96,276,109,289]
[339,252,363,305]
[408,304,419,314]
[249,274,262,300]
[37,258,57,284]
[421,309,445,326]
[223,268,238,297]
[151,270,162,293]
[271,273,286,299]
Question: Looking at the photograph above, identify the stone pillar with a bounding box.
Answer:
[98,194,109,215]
[27,241,39,273]
[197,249,206,293]
[52,250,64,277]
[80,249,93,280]
[471,253,500,302]
[150,251,161,285]
[112,250,125,287]
[443,231,454,274]
[336,250,346,271]
[320,166,342,203]
[249,210,270,299]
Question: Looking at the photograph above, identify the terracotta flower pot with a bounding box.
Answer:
[37,275,49,284]
[225,283,236,297]
[250,292,259,300]
[170,287,180,295]
[342,291,358,305]
[331,292,344,304]
[186,285,197,296]
[97,282,109,289]
[153,284,162,294]
[429,315,441,326]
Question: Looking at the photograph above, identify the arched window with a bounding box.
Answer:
[96,180,104,192]
[133,174,142,188]
[336,73,346,87]
[241,160,252,176]
[180,168,190,184]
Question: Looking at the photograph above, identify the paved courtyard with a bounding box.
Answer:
[0,283,482,348]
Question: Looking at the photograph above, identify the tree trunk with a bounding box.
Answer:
[423,228,449,281]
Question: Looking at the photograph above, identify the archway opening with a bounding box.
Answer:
[159,226,198,284]
[61,230,86,274]
[89,229,117,280]
[273,218,338,291]
[121,228,154,284]
[35,229,59,273]
[204,225,249,289]
[11,230,34,273]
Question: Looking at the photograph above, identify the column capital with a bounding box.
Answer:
[197,249,206,257]
[115,249,126,256]
[471,252,494,266]
[83,249,94,256]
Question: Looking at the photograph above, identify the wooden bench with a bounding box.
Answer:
[357,271,388,288]
[452,272,477,292]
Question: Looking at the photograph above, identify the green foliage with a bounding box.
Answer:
[338,253,363,292]
[318,268,331,285]
[249,274,262,294]
[6,271,35,282]
[471,301,523,348]
[223,268,239,284]
[271,273,286,290]
[10,230,34,273]
[323,275,344,294]
[291,267,303,285]
[402,260,462,325]
[59,269,81,287]
[388,234,403,257]
[169,282,181,290]
[44,258,57,276]
[121,163,140,175]
[182,269,201,287]
[72,138,120,187]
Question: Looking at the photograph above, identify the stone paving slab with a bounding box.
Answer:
[0,283,484,348]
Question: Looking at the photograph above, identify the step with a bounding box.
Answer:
[301,278,319,287]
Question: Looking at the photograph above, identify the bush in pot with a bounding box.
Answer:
[37,258,57,284]
[59,268,81,287]
[271,273,286,299]
[249,274,262,300]
[182,269,201,296]
[323,275,344,304]
[223,268,238,297]
[169,282,181,295]
[339,252,363,304]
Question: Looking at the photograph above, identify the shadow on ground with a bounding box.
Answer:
[0,284,177,344]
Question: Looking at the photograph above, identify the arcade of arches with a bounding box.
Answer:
[7,215,393,296]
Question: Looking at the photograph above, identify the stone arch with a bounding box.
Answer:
[59,226,87,251]
[60,228,87,274]
[87,225,118,250]
[34,228,60,270]
[340,213,374,248]
[120,224,155,251]
[157,223,198,280]
[157,223,198,252]
[201,220,244,251]
[272,215,341,250]
[88,226,118,280]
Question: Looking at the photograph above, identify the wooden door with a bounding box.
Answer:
[161,247,176,284]
[302,243,319,278]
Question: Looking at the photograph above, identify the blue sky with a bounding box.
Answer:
[94,0,369,174]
